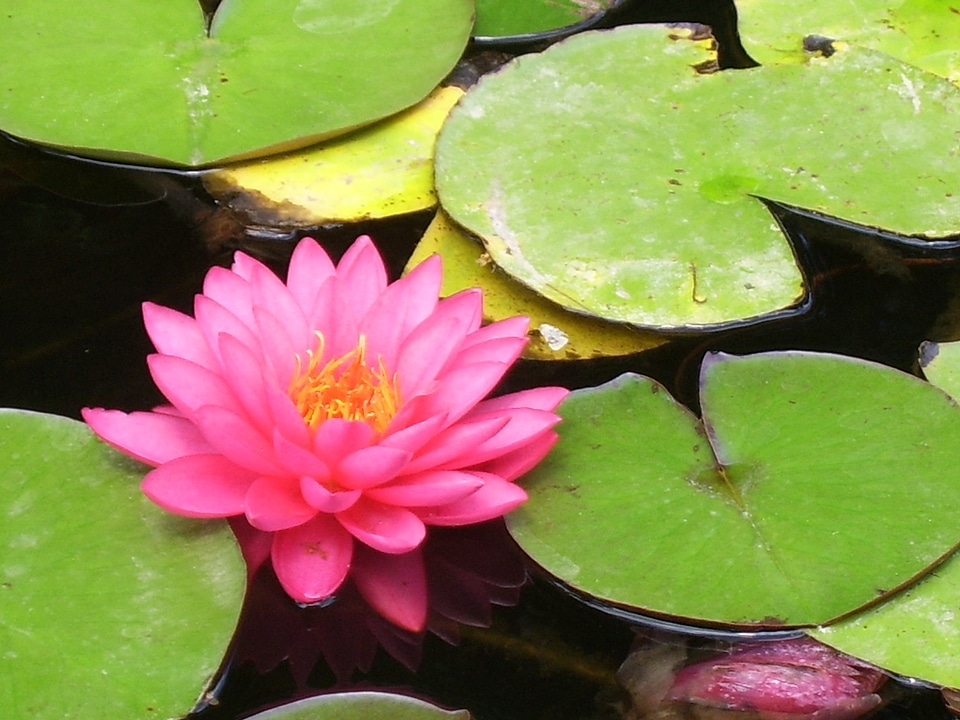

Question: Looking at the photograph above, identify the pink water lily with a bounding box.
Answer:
[83,236,566,625]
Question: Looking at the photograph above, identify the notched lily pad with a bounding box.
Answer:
[0,409,245,719]
[507,351,960,628]
[436,24,960,329]
[0,0,473,166]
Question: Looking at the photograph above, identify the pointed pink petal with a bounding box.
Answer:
[380,412,449,455]
[230,250,266,280]
[359,254,441,369]
[335,445,411,490]
[194,294,260,363]
[82,407,214,466]
[466,385,569,415]
[245,475,317,531]
[401,415,509,475]
[435,408,562,471]
[302,276,360,359]
[300,477,361,513]
[253,306,299,387]
[273,429,330,480]
[337,498,425,554]
[365,470,484,507]
[395,316,470,399]
[142,302,217,369]
[449,335,527,368]
[460,315,529,350]
[194,404,284,477]
[313,419,373,466]
[271,515,354,603]
[476,431,559,481]
[202,265,256,329]
[434,289,484,336]
[411,361,513,427]
[353,544,428,632]
[336,236,388,320]
[142,454,257,517]
[249,261,311,351]
[265,383,312,449]
[217,332,273,436]
[286,238,336,313]
[147,353,246,421]
[420,474,527,526]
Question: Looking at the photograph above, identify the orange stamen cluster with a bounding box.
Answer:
[289,333,401,435]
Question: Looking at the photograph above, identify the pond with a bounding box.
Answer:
[1,1,959,719]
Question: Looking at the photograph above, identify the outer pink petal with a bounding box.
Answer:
[432,408,562,471]
[245,476,317,531]
[433,288,483,337]
[400,416,509,475]
[410,361,513,428]
[336,236,388,320]
[273,429,330,480]
[230,250,266,281]
[460,315,529,350]
[271,514,354,603]
[419,474,527,526]
[335,445,411,490]
[359,254,441,369]
[365,470,484,507]
[202,265,256,330]
[395,316,470,400]
[194,294,260,363]
[194,404,285,477]
[253,305,299,387]
[466,385,569,415]
[142,302,217,370]
[249,261,311,352]
[336,498,425,554]
[147,353,247,421]
[142,454,257,517]
[380,412,449,455]
[353,544,428,632]
[286,238,336,313]
[265,383,312,449]
[312,419,374,467]
[217,332,272,436]
[300,477,361,513]
[477,430,559,481]
[82,407,213,466]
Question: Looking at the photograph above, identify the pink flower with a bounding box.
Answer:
[83,236,566,625]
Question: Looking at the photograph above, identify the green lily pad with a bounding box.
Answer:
[920,339,960,401]
[507,352,960,628]
[737,0,960,83]
[0,0,473,166]
[435,24,960,328]
[0,409,245,719]
[811,548,960,690]
[247,692,470,720]
[474,0,615,39]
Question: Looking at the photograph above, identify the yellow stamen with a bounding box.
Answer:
[288,333,401,435]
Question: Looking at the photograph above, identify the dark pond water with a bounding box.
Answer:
[1,1,958,719]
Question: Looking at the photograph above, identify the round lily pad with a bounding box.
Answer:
[474,0,616,39]
[0,0,473,166]
[0,409,245,719]
[436,24,960,328]
[246,692,470,720]
[507,351,960,628]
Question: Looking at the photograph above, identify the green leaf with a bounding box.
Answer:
[0,0,473,166]
[507,352,960,627]
[435,24,960,328]
[920,339,960,402]
[737,0,960,83]
[474,0,614,38]
[811,549,960,690]
[246,692,471,720]
[0,409,245,719]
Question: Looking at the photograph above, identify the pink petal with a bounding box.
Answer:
[460,315,530,350]
[336,498,425,554]
[194,404,284,477]
[335,445,411,490]
[253,305,299,387]
[380,412,449,455]
[466,385,569,415]
[434,289,484,337]
[194,294,260,364]
[202,265,256,330]
[401,415,509,475]
[142,454,257,517]
[286,238,336,313]
[436,408,562,470]
[265,383,312,449]
[273,429,330,480]
[449,335,528,368]
[142,302,216,369]
[477,431,559,481]
[248,261,311,351]
[359,254,442,369]
[411,361,513,427]
[147,353,246,421]
[230,250,266,280]
[365,470,484,507]
[217,333,273,436]
[336,236,388,318]
[245,476,317,531]
[271,515,354,603]
[395,315,470,400]
[82,407,213,466]
[353,544,428,632]
[313,419,374,466]
[300,477,361,513]
[420,474,527,526]
[302,276,360,359]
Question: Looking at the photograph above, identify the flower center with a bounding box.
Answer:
[288,334,401,435]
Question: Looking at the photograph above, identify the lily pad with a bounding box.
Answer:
[474,0,616,39]
[737,0,960,83]
[0,0,473,166]
[203,85,464,227]
[246,692,470,720]
[507,352,960,627]
[0,409,245,719]
[811,548,960,690]
[920,339,960,401]
[435,25,960,328]
[405,210,667,360]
